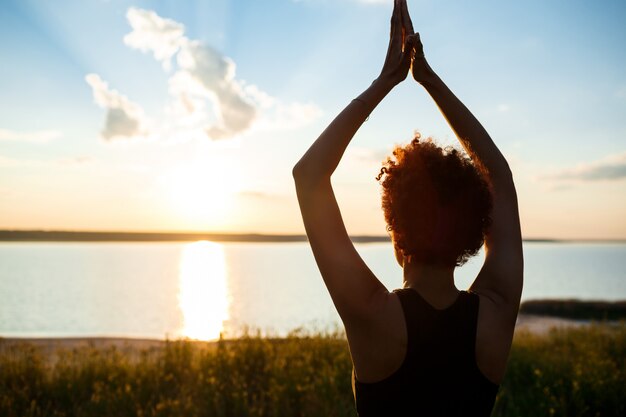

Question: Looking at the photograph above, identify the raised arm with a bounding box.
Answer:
[293,0,414,321]
[411,34,523,311]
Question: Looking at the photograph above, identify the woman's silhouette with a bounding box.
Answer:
[293,1,523,415]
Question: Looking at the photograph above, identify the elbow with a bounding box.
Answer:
[292,162,308,188]
[292,161,306,183]
[292,160,329,189]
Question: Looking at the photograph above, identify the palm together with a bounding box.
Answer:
[380,0,428,86]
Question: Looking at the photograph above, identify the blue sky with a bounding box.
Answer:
[1,0,625,239]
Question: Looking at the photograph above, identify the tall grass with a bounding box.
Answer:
[1,324,624,417]
[495,324,625,417]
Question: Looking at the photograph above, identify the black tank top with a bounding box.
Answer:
[352,288,499,416]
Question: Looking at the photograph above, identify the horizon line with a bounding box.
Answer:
[0,230,624,244]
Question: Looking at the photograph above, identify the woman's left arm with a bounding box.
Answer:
[293,0,414,322]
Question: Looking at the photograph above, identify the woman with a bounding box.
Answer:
[293,1,523,415]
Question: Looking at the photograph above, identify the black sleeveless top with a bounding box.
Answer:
[352,289,499,416]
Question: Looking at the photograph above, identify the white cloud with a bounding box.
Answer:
[123,8,185,71]
[85,74,149,141]
[539,152,626,183]
[0,128,62,143]
[176,40,257,139]
[117,7,319,141]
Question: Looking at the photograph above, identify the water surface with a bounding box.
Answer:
[0,241,624,340]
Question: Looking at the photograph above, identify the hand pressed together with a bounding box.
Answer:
[411,32,435,85]
[378,0,418,87]
[378,0,438,88]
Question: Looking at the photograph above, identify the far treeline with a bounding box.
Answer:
[0,230,389,243]
[520,300,626,321]
[0,230,609,243]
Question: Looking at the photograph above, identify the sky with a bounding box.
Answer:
[0,0,625,239]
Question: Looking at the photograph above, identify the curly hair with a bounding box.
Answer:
[377,134,492,267]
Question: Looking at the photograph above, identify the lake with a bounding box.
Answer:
[0,241,624,340]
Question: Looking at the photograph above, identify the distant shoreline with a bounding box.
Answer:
[0,230,384,243]
[1,230,623,243]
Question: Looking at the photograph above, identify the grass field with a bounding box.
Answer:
[1,323,624,417]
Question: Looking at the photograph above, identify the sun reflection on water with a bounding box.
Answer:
[178,241,229,340]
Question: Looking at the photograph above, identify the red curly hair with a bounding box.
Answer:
[377,134,492,267]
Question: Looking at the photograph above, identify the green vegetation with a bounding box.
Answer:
[494,324,625,417]
[1,324,624,417]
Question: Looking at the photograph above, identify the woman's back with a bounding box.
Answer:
[352,289,499,416]
[293,2,522,416]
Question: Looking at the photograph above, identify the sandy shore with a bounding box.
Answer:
[0,337,175,359]
[513,314,594,335]
[0,314,604,353]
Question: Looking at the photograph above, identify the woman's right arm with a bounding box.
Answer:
[412,36,523,312]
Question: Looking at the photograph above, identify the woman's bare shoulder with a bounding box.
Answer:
[345,291,408,384]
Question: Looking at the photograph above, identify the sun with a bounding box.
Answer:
[160,156,241,226]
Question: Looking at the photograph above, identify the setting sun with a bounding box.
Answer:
[159,155,242,226]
